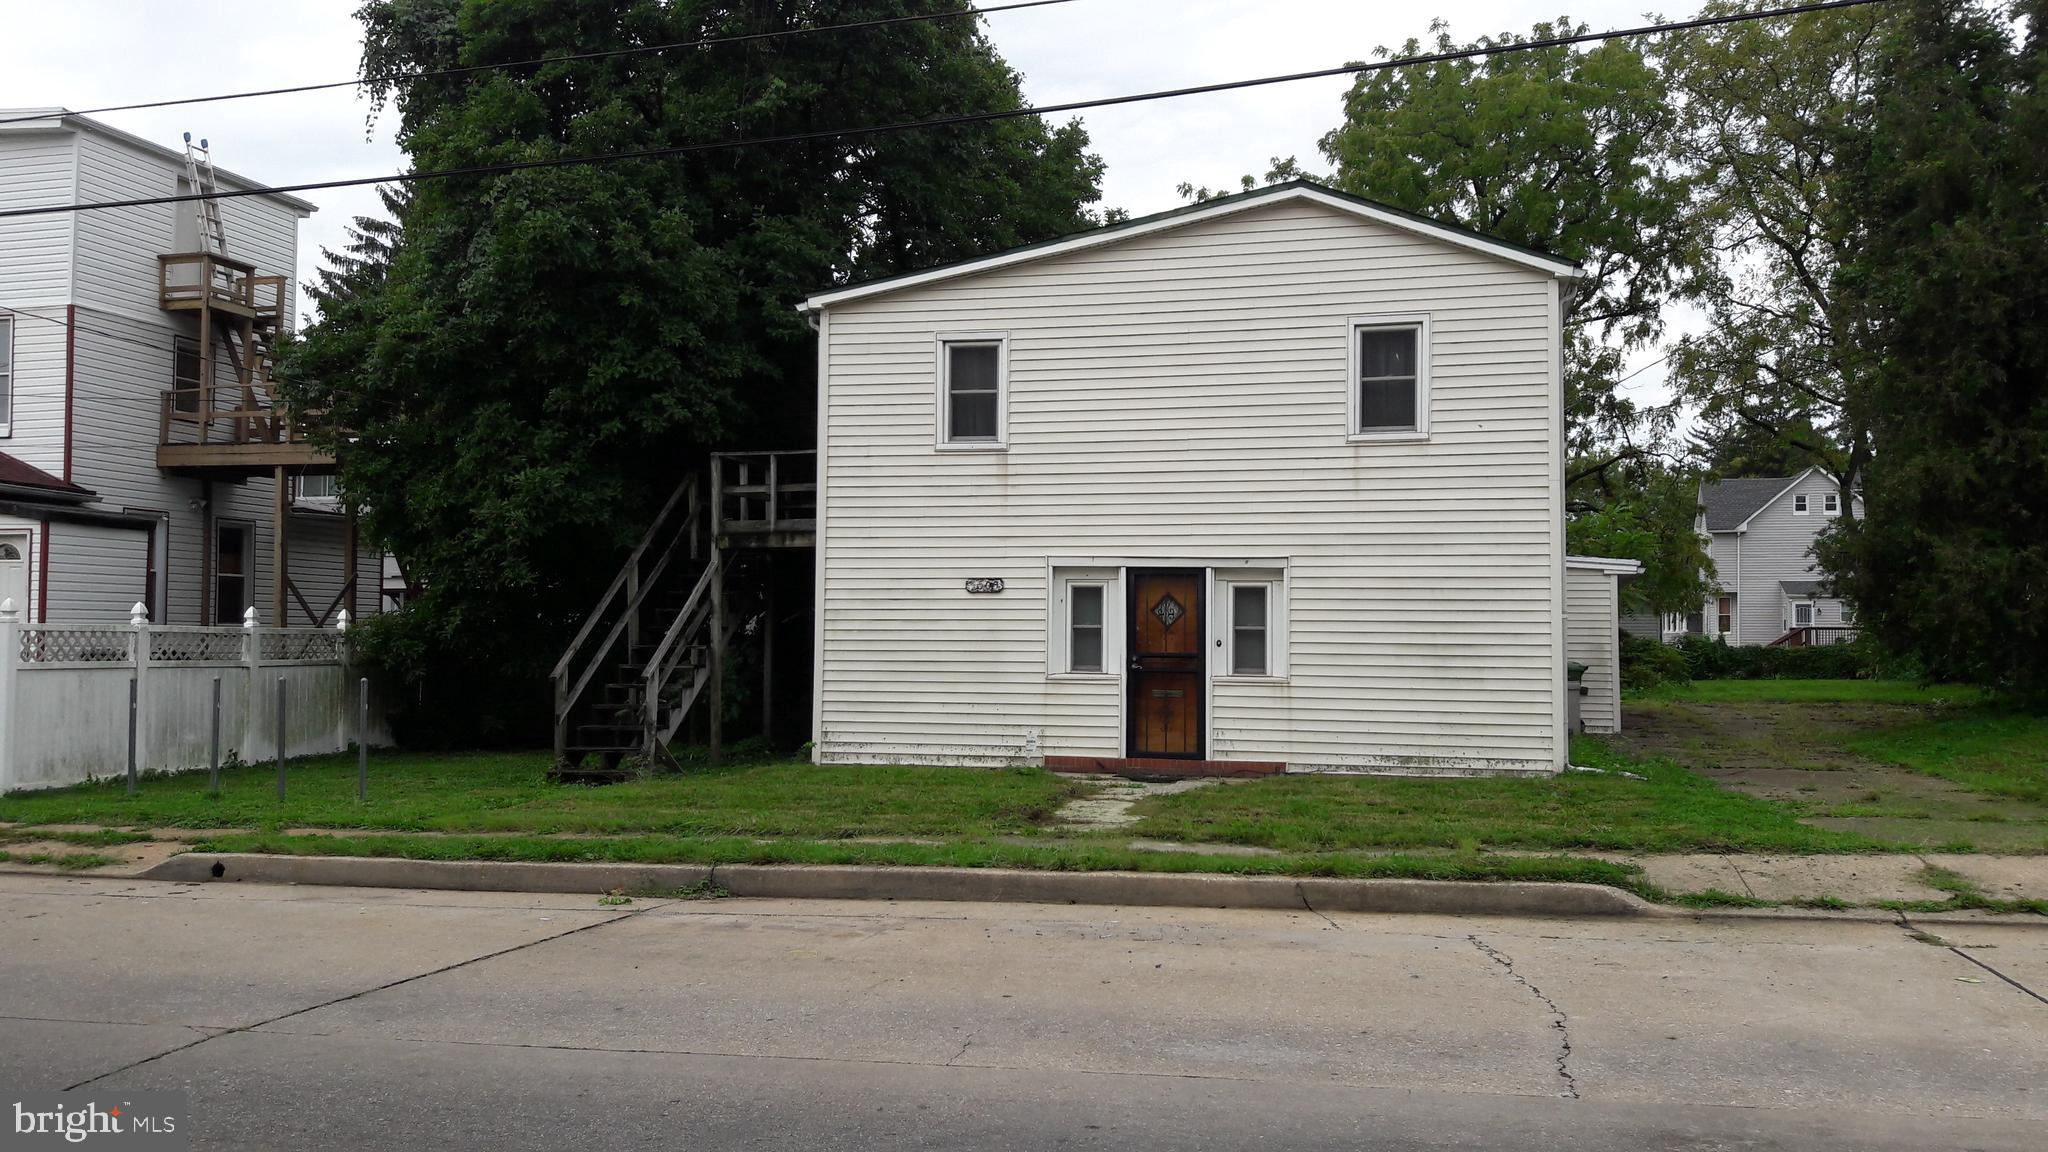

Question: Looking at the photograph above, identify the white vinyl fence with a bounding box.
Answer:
[0,599,391,792]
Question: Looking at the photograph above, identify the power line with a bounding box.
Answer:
[0,0,1083,129]
[0,0,1894,223]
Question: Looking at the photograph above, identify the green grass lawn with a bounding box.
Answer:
[1632,679,1983,705]
[1842,710,2048,805]
[1124,736,1884,855]
[0,751,1083,839]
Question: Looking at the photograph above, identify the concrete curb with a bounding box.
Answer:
[139,853,1660,918]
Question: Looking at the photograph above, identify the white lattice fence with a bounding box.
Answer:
[18,627,134,665]
[0,606,389,791]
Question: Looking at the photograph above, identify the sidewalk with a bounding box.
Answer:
[4,821,2044,916]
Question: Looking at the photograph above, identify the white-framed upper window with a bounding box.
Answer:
[1049,568,1119,677]
[1794,494,1810,514]
[935,334,1007,449]
[0,314,13,436]
[1216,569,1286,679]
[1842,603,1857,625]
[1348,314,1429,441]
[1823,492,1840,515]
[297,473,340,503]
[1793,601,1814,627]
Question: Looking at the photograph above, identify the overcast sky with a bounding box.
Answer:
[1,0,1688,400]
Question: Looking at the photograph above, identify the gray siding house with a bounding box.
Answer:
[1638,468,1862,646]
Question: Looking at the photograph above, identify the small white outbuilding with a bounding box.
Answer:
[1564,556,1642,735]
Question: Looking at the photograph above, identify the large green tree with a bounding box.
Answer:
[287,0,1108,739]
[1818,0,2048,696]
[1660,0,1893,507]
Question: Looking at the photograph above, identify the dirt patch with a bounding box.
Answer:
[1618,698,2048,851]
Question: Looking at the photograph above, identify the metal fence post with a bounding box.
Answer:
[275,674,286,800]
[126,677,139,796]
[357,677,369,803]
[209,675,222,797]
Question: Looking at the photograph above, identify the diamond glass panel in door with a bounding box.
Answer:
[946,343,1001,442]
[1357,327,1418,432]
[1070,584,1104,673]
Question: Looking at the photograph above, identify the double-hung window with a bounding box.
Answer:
[1050,569,1117,676]
[1823,492,1840,515]
[1218,571,1285,678]
[1794,494,1810,514]
[1348,315,1429,440]
[1793,601,1814,628]
[937,335,1007,448]
[0,315,13,436]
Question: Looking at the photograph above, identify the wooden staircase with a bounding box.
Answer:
[551,452,817,780]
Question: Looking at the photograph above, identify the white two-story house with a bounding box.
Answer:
[0,110,378,627]
[799,181,1587,775]
[1629,469,1864,647]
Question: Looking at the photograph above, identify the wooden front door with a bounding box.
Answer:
[1127,569,1204,759]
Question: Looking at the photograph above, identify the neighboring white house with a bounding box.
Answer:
[799,181,1583,776]
[0,110,378,628]
[1634,468,1863,647]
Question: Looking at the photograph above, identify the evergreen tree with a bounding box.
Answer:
[1818,0,2048,696]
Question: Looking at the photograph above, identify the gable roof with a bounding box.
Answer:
[1699,467,1830,532]
[799,179,1582,314]
[0,450,92,502]
[0,108,318,215]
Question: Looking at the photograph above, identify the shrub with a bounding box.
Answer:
[1670,633,1901,681]
[1621,632,1692,691]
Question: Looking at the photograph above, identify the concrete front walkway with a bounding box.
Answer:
[0,874,2041,1150]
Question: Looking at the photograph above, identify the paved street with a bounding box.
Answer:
[0,874,2042,1150]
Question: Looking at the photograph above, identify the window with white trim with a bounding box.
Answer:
[1050,569,1118,676]
[1348,316,1428,439]
[0,315,13,436]
[1217,570,1285,678]
[1842,603,1857,625]
[1794,494,1810,514]
[298,473,339,501]
[1794,601,1814,627]
[937,336,1006,447]
[1823,492,1840,514]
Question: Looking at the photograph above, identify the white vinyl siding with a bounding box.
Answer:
[1565,565,1623,735]
[816,198,1563,772]
[41,521,149,621]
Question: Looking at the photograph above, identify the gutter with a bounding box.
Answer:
[0,498,157,530]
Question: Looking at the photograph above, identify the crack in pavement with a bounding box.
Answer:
[946,1023,987,1066]
[1468,934,1579,1099]
[1294,883,1341,930]
[60,907,647,1091]
[1895,914,2048,1006]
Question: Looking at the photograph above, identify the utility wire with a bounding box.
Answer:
[0,0,1083,128]
[0,0,1894,224]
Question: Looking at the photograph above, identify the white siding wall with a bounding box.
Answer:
[42,520,147,620]
[0,129,76,306]
[817,199,1564,773]
[1565,567,1622,734]
[0,128,76,459]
